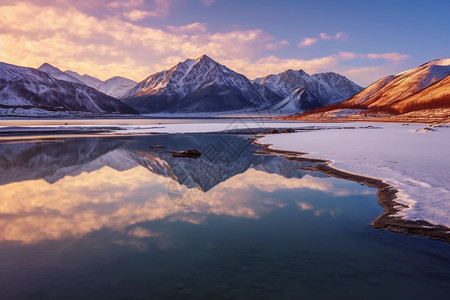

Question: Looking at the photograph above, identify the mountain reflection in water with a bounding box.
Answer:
[0,134,340,244]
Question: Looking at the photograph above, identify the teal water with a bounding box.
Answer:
[0,135,448,299]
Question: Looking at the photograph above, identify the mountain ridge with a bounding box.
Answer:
[121,55,282,113]
[0,62,138,115]
[257,69,363,107]
[289,58,450,122]
[121,55,362,114]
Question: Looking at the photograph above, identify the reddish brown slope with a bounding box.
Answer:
[342,59,450,109]
[391,75,450,113]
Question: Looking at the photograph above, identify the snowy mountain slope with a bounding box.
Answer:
[256,69,314,98]
[94,76,137,98]
[38,63,84,84]
[64,69,138,98]
[311,72,364,103]
[0,62,138,114]
[258,69,363,107]
[343,58,450,108]
[271,88,322,114]
[121,55,281,113]
[64,70,103,87]
[64,70,137,98]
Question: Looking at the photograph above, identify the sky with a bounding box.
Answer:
[0,0,449,87]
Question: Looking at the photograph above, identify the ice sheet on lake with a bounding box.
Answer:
[260,123,450,228]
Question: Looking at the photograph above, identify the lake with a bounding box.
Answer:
[0,133,448,299]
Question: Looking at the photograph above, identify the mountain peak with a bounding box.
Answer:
[38,62,62,73]
[290,69,307,75]
[39,62,51,68]
[422,58,450,67]
[196,54,215,63]
[38,63,86,84]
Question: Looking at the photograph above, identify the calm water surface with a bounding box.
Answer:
[0,134,448,299]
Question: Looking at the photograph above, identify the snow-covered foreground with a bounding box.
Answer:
[260,123,450,228]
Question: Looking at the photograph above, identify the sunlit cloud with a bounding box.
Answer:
[0,1,289,81]
[298,31,348,48]
[0,1,408,86]
[122,0,171,20]
[319,31,348,41]
[226,51,363,79]
[265,40,290,50]
[341,52,410,86]
[166,22,209,34]
[128,227,161,238]
[298,37,319,48]
[367,52,410,62]
[108,0,144,8]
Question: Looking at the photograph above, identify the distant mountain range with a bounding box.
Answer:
[120,55,281,113]
[255,69,363,113]
[0,62,137,116]
[63,69,137,98]
[121,55,362,114]
[1,55,448,118]
[296,58,450,121]
[0,55,364,116]
[38,63,138,98]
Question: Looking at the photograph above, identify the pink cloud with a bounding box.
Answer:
[122,0,171,20]
[108,0,144,8]
[298,37,318,48]
[299,31,348,48]
[0,2,290,81]
[320,31,348,41]
[367,52,410,62]
[0,1,404,87]
[166,22,208,34]
[225,52,362,80]
[265,40,289,50]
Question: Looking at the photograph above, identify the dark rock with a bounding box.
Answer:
[172,149,201,158]
[270,128,295,134]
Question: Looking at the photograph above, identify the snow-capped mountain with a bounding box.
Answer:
[121,55,281,113]
[38,63,84,84]
[64,70,137,98]
[64,70,103,87]
[0,62,138,115]
[33,58,363,115]
[343,58,450,109]
[256,69,363,108]
[272,88,322,114]
[94,76,137,98]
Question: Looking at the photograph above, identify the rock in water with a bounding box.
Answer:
[172,149,201,159]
